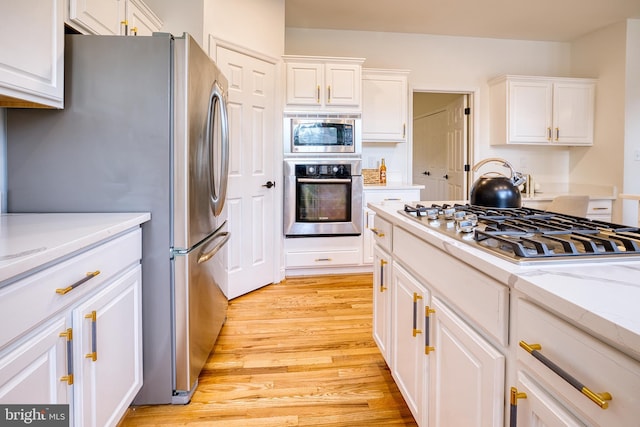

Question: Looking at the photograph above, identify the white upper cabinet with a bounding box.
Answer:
[126,0,163,36]
[66,0,161,36]
[0,0,64,108]
[489,75,596,146]
[283,56,364,111]
[362,69,409,142]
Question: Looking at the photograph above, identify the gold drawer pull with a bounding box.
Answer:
[56,271,100,295]
[425,306,435,354]
[379,259,388,292]
[85,311,98,362]
[519,341,612,409]
[59,328,74,385]
[509,387,527,426]
[315,258,332,262]
[370,228,385,237]
[412,293,423,337]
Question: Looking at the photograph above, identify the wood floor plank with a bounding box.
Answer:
[119,273,417,426]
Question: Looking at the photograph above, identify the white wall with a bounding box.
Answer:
[145,0,285,58]
[623,19,640,225]
[285,28,573,187]
[205,0,284,59]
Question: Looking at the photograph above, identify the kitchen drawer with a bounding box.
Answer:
[371,215,392,253]
[285,248,361,268]
[516,298,640,426]
[587,199,612,221]
[363,189,420,205]
[393,226,509,346]
[0,229,142,350]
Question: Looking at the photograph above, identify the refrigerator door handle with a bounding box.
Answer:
[197,231,230,264]
[207,80,230,217]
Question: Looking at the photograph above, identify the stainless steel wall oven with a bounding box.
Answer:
[284,158,363,237]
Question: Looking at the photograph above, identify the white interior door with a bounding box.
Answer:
[445,96,468,201]
[214,44,278,299]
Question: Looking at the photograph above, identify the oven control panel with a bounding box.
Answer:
[295,164,352,177]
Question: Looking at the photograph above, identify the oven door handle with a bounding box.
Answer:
[297,178,352,183]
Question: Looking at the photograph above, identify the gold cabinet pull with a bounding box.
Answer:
[547,127,552,141]
[85,311,98,362]
[555,127,560,141]
[412,293,423,337]
[327,85,331,103]
[59,328,74,385]
[509,386,527,427]
[120,20,129,35]
[519,341,612,409]
[56,271,100,295]
[316,85,320,103]
[402,123,406,138]
[131,27,138,36]
[424,306,435,354]
[379,259,388,292]
[370,228,385,237]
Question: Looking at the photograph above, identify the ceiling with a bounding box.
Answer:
[285,0,640,42]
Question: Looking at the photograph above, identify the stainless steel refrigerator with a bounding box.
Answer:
[6,33,230,404]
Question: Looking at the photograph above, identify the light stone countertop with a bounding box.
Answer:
[0,212,151,284]
[368,200,640,361]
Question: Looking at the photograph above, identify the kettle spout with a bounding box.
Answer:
[512,172,526,187]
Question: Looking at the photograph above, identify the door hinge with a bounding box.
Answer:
[464,164,470,172]
[464,107,471,115]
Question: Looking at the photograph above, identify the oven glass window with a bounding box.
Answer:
[296,181,351,222]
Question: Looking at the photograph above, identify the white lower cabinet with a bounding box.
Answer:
[0,316,68,404]
[0,228,143,427]
[391,262,430,426]
[377,224,507,427]
[513,298,640,427]
[73,266,142,427]
[372,245,392,365]
[429,296,505,427]
[511,370,586,427]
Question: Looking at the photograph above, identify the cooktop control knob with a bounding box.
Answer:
[332,166,339,173]
[307,166,316,174]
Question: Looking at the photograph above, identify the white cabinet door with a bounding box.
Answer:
[508,80,553,143]
[552,81,595,145]
[68,0,126,35]
[0,0,64,108]
[372,245,392,365]
[0,316,69,405]
[428,296,505,427]
[324,62,361,107]
[362,70,409,142]
[285,62,324,106]
[391,262,429,426]
[511,371,587,427]
[490,75,595,146]
[126,0,162,36]
[284,57,363,110]
[363,208,376,264]
[73,266,142,427]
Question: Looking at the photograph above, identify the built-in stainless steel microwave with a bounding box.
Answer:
[284,113,361,155]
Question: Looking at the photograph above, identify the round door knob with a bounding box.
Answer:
[443,174,449,179]
[423,171,430,176]
[262,181,275,189]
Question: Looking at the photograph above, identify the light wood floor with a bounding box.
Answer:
[119,273,416,426]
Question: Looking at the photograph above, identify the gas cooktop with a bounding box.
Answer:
[399,203,640,264]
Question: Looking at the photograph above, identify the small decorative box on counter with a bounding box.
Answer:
[363,168,384,185]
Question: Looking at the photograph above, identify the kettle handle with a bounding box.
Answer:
[472,157,526,187]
